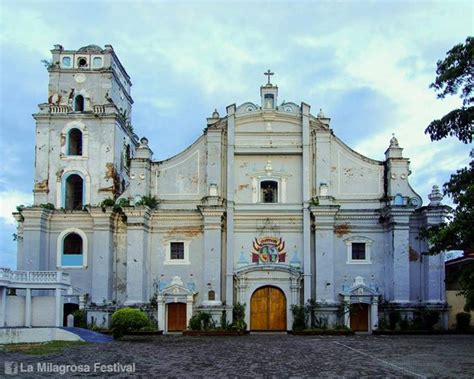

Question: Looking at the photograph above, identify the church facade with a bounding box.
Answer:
[13,44,448,332]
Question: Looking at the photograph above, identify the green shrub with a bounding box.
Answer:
[412,309,439,330]
[456,312,471,331]
[72,309,87,328]
[135,195,159,209]
[388,310,400,330]
[291,304,307,331]
[39,203,55,210]
[232,303,247,331]
[116,198,130,208]
[111,308,150,339]
[399,315,410,331]
[100,198,115,208]
[188,312,215,330]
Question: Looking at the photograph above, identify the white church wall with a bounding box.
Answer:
[151,228,205,305]
[31,296,56,326]
[5,296,25,327]
[330,139,384,201]
[153,136,207,200]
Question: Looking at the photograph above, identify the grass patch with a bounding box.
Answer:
[1,341,90,355]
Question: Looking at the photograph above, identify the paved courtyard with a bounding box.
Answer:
[1,334,473,378]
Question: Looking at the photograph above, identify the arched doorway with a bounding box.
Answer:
[250,286,286,331]
[63,303,79,326]
[167,303,187,332]
[350,303,369,331]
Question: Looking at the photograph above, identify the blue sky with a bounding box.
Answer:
[0,0,472,269]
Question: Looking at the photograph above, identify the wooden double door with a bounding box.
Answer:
[250,286,287,331]
[350,303,369,331]
[168,303,187,332]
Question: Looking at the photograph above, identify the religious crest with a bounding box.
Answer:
[252,237,286,263]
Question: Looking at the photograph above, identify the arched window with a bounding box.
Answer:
[68,128,82,155]
[393,194,404,206]
[65,174,83,210]
[61,232,84,267]
[208,290,216,301]
[261,180,278,203]
[74,95,84,112]
[264,94,274,109]
[63,233,83,255]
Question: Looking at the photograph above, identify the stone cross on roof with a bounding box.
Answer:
[264,69,274,85]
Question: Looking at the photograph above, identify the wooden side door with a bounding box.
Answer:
[168,303,187,331]
[350,303,369,331]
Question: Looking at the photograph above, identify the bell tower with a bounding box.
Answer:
[33,44,138,209]
[260,69,278,109]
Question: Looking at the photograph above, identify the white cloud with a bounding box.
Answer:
[0,191,32,225]
[0,6,57,56]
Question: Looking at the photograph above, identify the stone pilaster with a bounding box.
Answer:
[20,208,52,271]
[383,207,412,303]
[199,200,225,305]
[225,104,236,310]
[311,205,340,303]
[123,206,151,305]
[301,102,312,302]
[90,207,116,303]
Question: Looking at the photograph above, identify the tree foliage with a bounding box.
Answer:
[421,37,474,311]
[425,36,473,144]
[421,158,474,254]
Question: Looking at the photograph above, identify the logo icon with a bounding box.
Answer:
[4,361,18,375]
[251,237,286,263]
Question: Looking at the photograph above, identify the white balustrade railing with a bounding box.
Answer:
[93,105,105,114]
[50,104,71,114]
[0,269,70,285]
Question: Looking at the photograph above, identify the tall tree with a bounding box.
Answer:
[421,37,474,311]
[425,36,473,144]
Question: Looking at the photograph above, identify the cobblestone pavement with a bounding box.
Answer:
[1,334,473,378]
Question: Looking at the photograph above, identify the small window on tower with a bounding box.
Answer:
[264,94,274,109]
[68,128,83,155]
[78,57,87,68]
[62,57,71,68]
[74,95,84,112]
[92,57,102,68]
[170,242,185,260]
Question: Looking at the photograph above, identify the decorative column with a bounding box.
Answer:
[343,295,350,328]
[186,295,194,327]
[301,102,312,302]
[225,104,236,313]
[25,288,32,327]
[371,297,379,330]
[157,295,165,331]
[0,287,6,327]
[423,186,449,303]
[90,208,115,303]
[199,200,225,305]
[385,208,412,303]
[311,205,339,304]
[123,207,151,305]
[55,288,62,327]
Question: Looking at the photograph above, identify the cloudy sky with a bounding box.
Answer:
[0,0,472,269]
